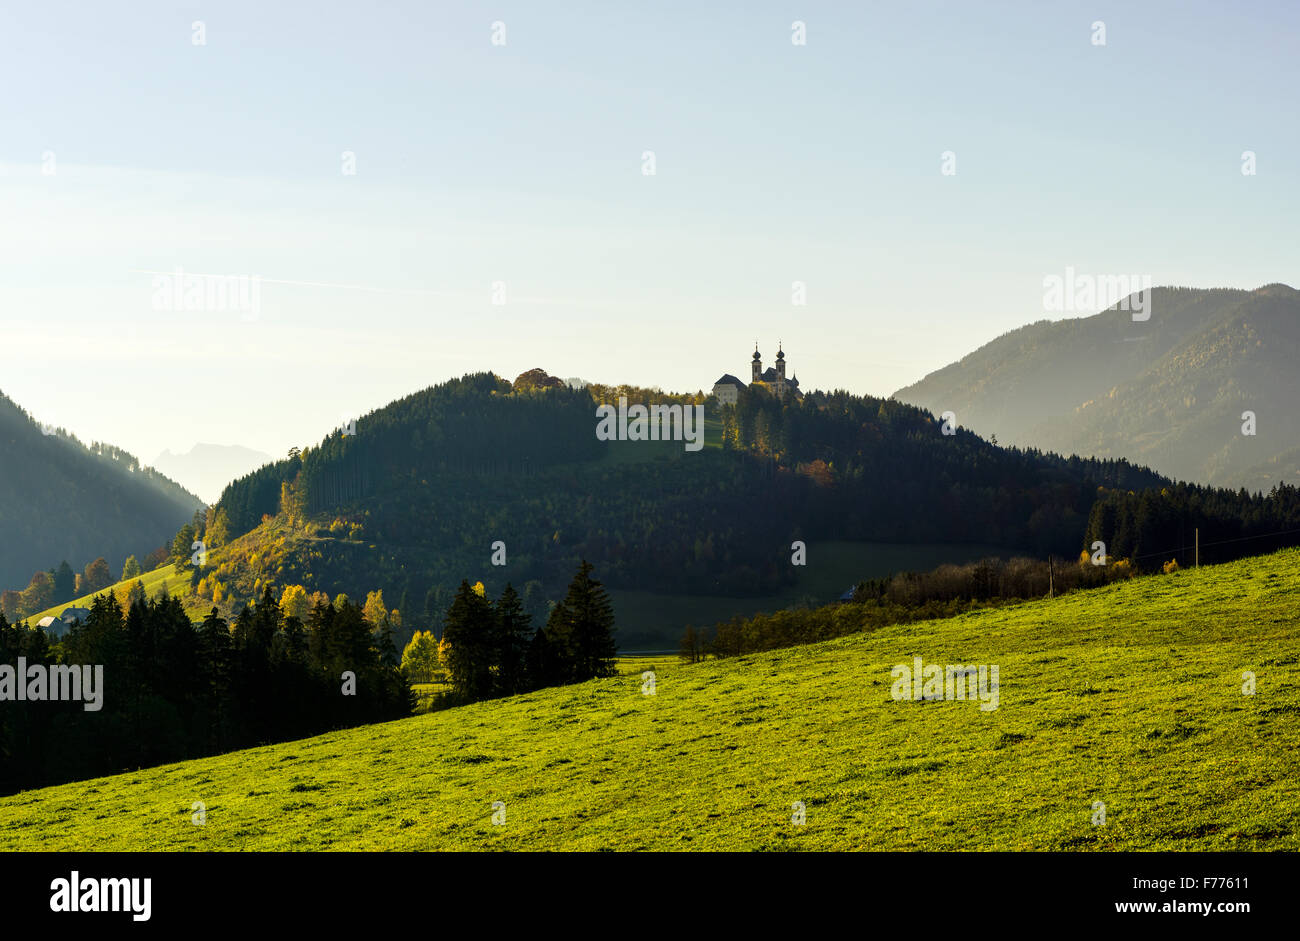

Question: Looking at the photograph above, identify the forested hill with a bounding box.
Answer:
[893,284,1300,490]
[216,373,603,535]
[0,390,203,588]
[192,371,1169,635]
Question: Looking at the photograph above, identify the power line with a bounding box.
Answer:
[1125,525,1300,563]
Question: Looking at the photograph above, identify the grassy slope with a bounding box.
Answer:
[3,550,1297,851]
[23,564,201,626]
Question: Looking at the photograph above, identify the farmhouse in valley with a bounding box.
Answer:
[711,342,802,404]
[36,606,90,639]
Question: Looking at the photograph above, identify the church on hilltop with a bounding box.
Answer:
[711,343,801,404]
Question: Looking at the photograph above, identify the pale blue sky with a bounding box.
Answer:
[2,0,1297,485]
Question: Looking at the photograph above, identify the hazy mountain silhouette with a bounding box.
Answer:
[153,443,274,504]
[0,391,202,588]
[893,284,1300,490]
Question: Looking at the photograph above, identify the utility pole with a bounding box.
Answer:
[1195,528,1199,568]
[1048,556,1055,597]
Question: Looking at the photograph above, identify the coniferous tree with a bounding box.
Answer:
[197,607,232,749]
[544,560,618,683]
[565,560,619,681]
[374,613,400,669]
[170,525,196,567]
[53,560,75,603]
[306,598,335,670]
[541,598,576,684]
[526,625,559,689]
[333,600,375,678]
[495,583,532,696]
[441,580,494,700]
[1,584,411,796]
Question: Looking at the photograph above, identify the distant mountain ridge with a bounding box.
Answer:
[893,284,1300,490]
[152,442,273,504]
[0,391,203,588]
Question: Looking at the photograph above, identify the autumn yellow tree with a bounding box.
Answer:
[363,589,388,626]
[279,479,306,527]
[400,630,439,683]
[115,579,146,611]
[206,506,231,549]
[121,555,142,581]
[280,584,310,620]
[438,635,452,676]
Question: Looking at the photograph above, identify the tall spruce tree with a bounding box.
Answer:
[374,613,400,669]
[495,583,532,695]
[547,559,618,683]
[526,624,559,689]
[198,607,232,749]
[541,598,576,683]
[53,560,75,603]
[441,580,495,700]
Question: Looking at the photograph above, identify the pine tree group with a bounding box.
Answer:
[0,585,411,796]
[438,560,617,703]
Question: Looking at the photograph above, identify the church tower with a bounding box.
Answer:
[776,343,786,383]
[752,343,762,382]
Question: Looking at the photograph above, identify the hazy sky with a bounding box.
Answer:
[2,0,1297,477]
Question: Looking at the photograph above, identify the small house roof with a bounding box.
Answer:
[713,374,744,387]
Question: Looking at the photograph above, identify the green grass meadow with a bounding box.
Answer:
[2,549,1296,851]
[24,564,199,627]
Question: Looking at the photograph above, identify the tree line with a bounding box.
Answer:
[682,492,1300,661]
[405,560,618,706]
[1086,481,1300,568]
[684,552,1144,661]
[0,551,171,623]
[0,587,410,796]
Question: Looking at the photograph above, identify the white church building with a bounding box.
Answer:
[712,343,801,404]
